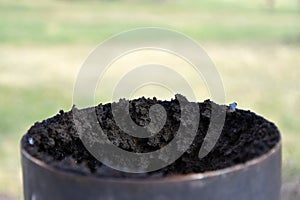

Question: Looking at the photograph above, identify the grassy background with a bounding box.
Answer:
[0,0,299,198]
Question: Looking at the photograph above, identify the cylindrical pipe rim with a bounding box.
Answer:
[21,135,281,184]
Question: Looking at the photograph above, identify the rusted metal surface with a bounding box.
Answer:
[21,139,281,200]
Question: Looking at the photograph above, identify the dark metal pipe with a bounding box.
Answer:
[21,138,281,200]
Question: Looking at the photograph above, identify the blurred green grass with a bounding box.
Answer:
[0,0,300,44]
[0,0,300,198]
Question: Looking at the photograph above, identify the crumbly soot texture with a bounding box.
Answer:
[22,95,280,178]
